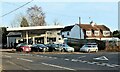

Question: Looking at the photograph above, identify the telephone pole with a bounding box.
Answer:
[79,17,81,39]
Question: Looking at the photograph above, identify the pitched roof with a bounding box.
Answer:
[79,24,110,31]
[61,25,74,32]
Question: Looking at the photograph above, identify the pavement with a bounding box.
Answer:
[1,51,120,72]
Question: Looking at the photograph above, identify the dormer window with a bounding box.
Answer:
[86,31,91,36]
[103,31,110,36]
[94,31,99,36]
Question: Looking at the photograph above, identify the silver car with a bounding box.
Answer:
[80,43,98,53]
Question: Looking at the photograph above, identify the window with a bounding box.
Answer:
[67,32,69,36]
[57,33,61,35]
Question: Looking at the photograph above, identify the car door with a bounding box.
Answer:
[92,45,96,51]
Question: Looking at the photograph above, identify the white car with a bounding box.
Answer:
[80,43,98,53]
[62,44,74,52]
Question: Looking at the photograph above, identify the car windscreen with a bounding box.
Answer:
[84,45,92,47]
[37,44,46,47]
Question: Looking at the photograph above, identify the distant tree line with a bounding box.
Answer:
[112,30,120,39]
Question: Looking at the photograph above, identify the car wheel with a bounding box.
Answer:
[43,48,46,52]
[20,49,23,52]
[88,49,91,53]
[61,49,64,52]
[37,49,40,52]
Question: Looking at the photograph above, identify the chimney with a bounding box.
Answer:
[90,21,96,27]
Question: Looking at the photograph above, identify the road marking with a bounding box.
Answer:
[64,59,69,61]
[53,57,57,59]
[17,58,33,62]
[40,56,43,57]
[111,64,120,67]
[7,61,30,70]
[71,59,78,62]
[106,64,115,68]
[87,62,96,65]
[93,56,109,61]
[4,55,11,58]
[48,57,52,58]
[42,62,75,71]
[78,56,86,58]
[36,55,39,57]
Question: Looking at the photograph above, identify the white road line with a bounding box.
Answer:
[111,64,120,67]
[53,57,57,59]
[87,62,96,65]
[17,58,33,62]
[40,56,43,57]
[106,64,115,68]
[64,59,69,61]
[71,59,78,62]
[42,62,75,71]
[48,57,52,58]
[4,55,11,58]
[36,55,39,57]
[78,56,86,58]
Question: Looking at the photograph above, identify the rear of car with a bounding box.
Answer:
[80,43,98,53]
[16,43,31,52]
[62,44,74,52]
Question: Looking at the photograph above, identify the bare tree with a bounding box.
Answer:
[53,19,61,26]
[10,13,24,28]
[27,5,46,26]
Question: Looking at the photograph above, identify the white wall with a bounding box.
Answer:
[62,25,84,39]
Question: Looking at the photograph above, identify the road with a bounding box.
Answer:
[1,52,120,72]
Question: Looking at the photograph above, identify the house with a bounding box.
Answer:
[61,21,112,40]
[7,26,64,48]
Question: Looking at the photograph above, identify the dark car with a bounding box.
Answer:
[31,44,49,52]
[46,44,64,52]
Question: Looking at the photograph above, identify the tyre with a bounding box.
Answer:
[43,48,46,52]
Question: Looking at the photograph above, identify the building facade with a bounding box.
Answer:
[61,22,112,40]
[7,26,64,48]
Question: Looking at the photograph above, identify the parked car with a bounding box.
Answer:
[62,44,74,52]
[16,43,31,52]
[46,44,64,52]
[80,43,98,53]
[31,44,49,52]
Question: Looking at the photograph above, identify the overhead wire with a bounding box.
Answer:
[1,0,34,17]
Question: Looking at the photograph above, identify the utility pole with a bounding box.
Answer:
[79,17,81,39]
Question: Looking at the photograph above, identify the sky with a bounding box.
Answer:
[0,0,119,32]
